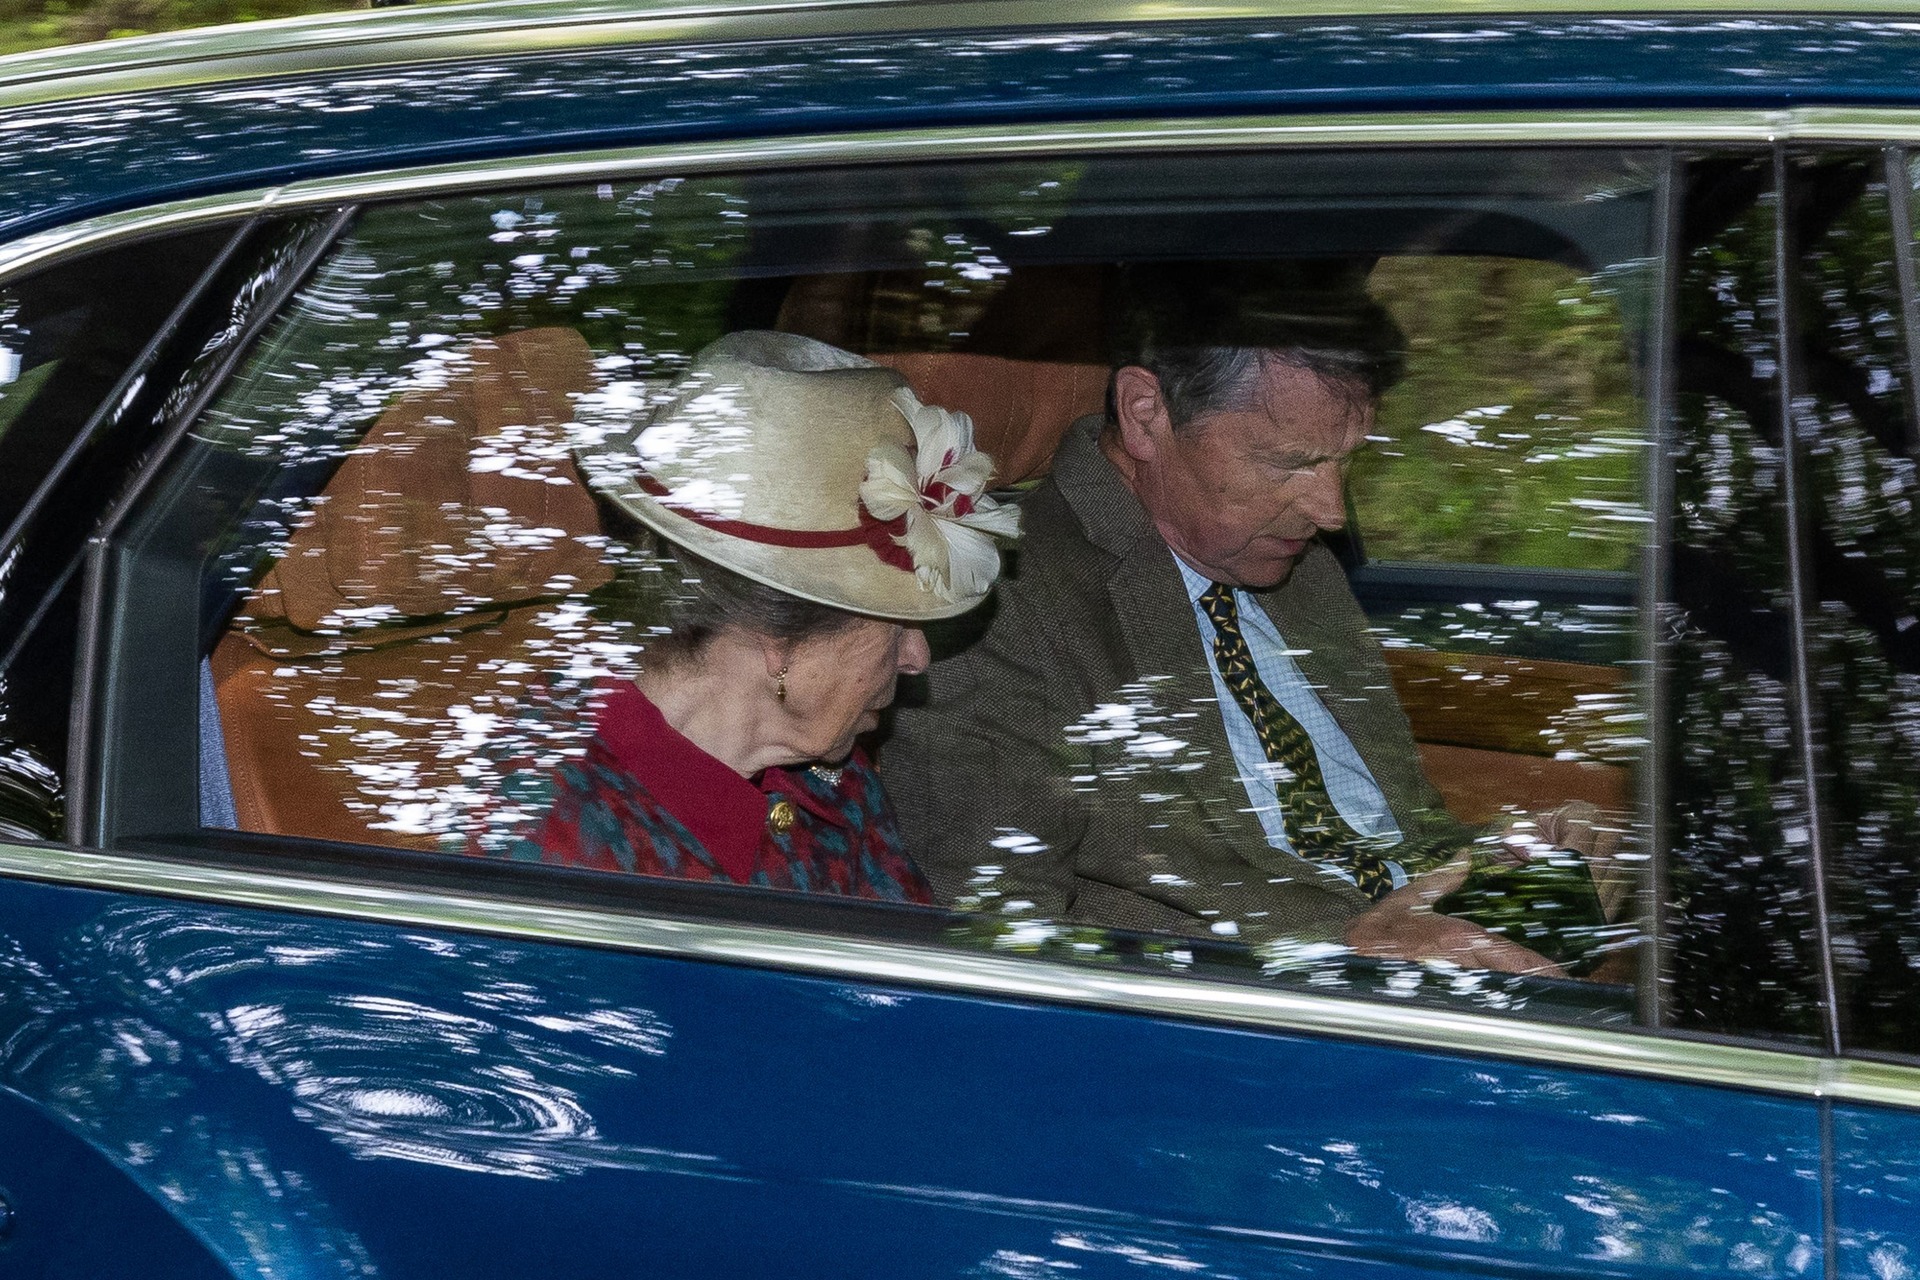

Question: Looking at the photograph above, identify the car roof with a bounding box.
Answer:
[6,0,1920,258]
[4,0,1920,109]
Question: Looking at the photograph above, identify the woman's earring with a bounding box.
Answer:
[776,665,788,703]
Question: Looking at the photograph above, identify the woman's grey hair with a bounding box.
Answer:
[1107,260,1407,430]
[593,499,856,666]
[648,541,855,665]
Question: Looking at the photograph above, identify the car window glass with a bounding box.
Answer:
[1793,150,1920,1059]
[83,151,1812,1039]
[0,226,241,840]
[1347,254,1651,981]
[0,345,60,442]
[1660,154,1830,1045]
[0,231,246,528]
[1353,255,1646,572]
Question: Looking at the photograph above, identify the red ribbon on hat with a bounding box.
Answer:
[632,470,915,573]
[920,478,975,518]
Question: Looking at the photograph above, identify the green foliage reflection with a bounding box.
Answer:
[0,0,376,55]
[1352,256,1646,572]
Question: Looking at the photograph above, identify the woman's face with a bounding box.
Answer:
[780,617,930,763]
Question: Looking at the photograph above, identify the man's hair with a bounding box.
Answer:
[1106,260,1407,429]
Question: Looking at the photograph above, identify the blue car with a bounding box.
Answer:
[0,2,1918,1275]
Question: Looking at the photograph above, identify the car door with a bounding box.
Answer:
[1779,145,1920,1279]
[0,68,1901,1280]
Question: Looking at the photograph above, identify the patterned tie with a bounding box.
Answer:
[1198,581,1417,901]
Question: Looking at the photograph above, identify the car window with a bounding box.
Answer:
[0,356,58,441]
[1792,150,1920,1060]
[1660,153,1837,1044]
[1344,253,1650,991]
[0,225,265,840]
[1353,254,1645,573]
[76,148,1870,1043]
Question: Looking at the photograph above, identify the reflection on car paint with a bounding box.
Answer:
[10,18,1920,238]
[1835,1103,1920,1280]
[0,924,382,1279]
[0,872,1830,1277]
[81,906,722,1181]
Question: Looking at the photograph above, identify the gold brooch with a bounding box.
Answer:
[767,799,797,835]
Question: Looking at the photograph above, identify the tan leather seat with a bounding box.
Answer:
[1385,646,1632,824]
[868,352,1106,485]
[778,266,1110,484]
[1388,646,1637,925]
[212,327,612,849]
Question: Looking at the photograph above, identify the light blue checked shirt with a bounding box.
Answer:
[1174,557,1404,888]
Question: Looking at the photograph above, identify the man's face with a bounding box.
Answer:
[1122,358,1372,589]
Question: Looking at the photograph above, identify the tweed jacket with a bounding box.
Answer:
[880,417,1467,945]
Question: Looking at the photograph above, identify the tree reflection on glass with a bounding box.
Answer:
[1794,152,1920,1058]
[1663,156,1825,1044]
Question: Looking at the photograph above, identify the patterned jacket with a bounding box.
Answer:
[480,681,931,904]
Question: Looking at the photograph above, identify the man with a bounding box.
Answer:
[881,263,1567,973]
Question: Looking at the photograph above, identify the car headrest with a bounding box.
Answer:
[867,352,1106,485]
[776,267,1111,484]
[242,327,613,646]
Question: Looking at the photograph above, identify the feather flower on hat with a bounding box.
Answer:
[860,388,1020,603]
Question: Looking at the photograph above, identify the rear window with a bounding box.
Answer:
[70,146,1854,1050]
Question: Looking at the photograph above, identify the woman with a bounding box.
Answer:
[502,330,1016,903]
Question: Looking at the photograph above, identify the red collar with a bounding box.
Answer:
[594,681,767,882]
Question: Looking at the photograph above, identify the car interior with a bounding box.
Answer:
[80,148,1662,1009]
[195,301,1634,855]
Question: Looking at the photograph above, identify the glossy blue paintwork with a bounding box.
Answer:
[0,874,1822,1278]
[0,9,1902,1275]
[0,1087,230,1277]
[1833,1104,1920,1280]
[4,16,1920,240]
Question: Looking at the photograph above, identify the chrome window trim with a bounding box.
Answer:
[4,0,1920,111]
[1770,142,1847,1057]
[1637,151,1683,1030]
[13,107,1920,284]
[2,838,1915,1106]
[9,109,1920,1106]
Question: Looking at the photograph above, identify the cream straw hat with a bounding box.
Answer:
[575,331,1017,622]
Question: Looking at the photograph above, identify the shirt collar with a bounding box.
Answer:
[1173,554,1218,605]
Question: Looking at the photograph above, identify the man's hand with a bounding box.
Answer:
[1530,801,1622,863]
[1342,854,1568,977]
[1509,800,1633,923]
